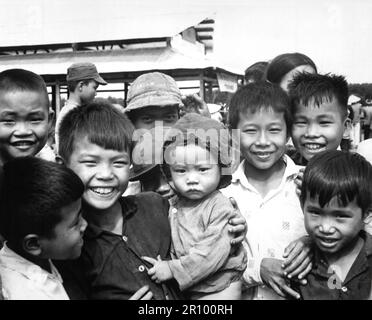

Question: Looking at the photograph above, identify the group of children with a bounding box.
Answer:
[0,51,371,300]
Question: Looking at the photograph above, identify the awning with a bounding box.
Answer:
[0,46,242,80]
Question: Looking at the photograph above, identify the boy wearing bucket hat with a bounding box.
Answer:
[55,62,107,151]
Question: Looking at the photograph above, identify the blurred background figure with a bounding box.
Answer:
[244,61,268,84]
[348,94,363,148]
[207,103,223,122]
[361,104,372,140]
[265,52,317,92]
[356,138,372,164]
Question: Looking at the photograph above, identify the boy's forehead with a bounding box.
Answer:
[71,134,129,156]
[240,106,286,121]
[296,95,342,111]
[0,89,49,111]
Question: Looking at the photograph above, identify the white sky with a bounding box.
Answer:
[1,0,372,83]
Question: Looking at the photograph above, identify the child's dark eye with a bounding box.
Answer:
[269,128,281,133]
[0,119,15,125]
[30,118,44,123]
[243,129,256,134]
[173,168,186,174]
[164,115,177,122]
[81,160,96,166]
[294,120,306,125]
[113,161,128,167]
[199,167,209,172]
[141,116,153,123]
[307,210,320,216]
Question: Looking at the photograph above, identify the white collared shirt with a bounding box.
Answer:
[221,155,307,300]
[0,243,69,300]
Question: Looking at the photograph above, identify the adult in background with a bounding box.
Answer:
[265,52,317,92]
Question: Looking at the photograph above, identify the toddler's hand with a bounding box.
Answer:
[142,255,173,283]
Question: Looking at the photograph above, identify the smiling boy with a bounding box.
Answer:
[297,150,372,299]
[0,69,53,167]
[288,73,349,165]
[222,82,309,300]
[56,102,181,300]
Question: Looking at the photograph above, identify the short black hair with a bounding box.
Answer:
[289,72,349,119]
[0,68,49,104]
[301,150,372,214]
[0,157,84,244]
[228,81,292,131]
[59,101,134,163]
[266,52,317,84]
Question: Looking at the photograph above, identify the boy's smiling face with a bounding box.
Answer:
[303,194,365,259]
[291,98,347,161]
[0,90,50,164]
[237,108,288,171]
[66,135,131,211]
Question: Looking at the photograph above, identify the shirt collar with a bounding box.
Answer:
[84,196,138,240]
[312,231,372,279]
[0,242,63,284]
[231,154,303,188]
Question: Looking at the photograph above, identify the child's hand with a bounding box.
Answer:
[260,258,301,299]
[282,236,313,283]
[142,255,173,283]
[295,168,304,198]
[227,197,247,245]
[128,285,153,300]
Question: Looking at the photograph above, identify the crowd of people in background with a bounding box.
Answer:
[0,51,372,300]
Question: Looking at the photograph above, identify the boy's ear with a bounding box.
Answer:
[77,81,86,91]
[22,234,42,257]
[48,108,55,129]
[343,117,351,135]
[55,154,65,165]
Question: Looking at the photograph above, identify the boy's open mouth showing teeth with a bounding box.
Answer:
[90,187,115,195]
[303,143,325,150]
[11,141,35,149]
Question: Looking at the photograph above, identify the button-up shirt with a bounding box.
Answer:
[221,155,307,299]
[296,231,372,300]
[0,243,69,300]
[57,192,181,300]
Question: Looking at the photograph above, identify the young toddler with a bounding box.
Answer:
[143,113,247,300]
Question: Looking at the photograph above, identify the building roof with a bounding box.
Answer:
[0,46,242,82]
